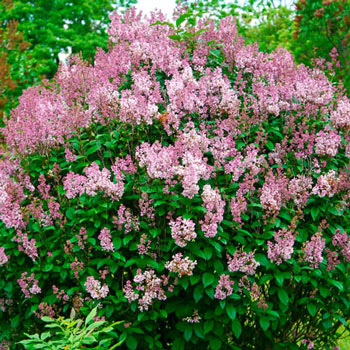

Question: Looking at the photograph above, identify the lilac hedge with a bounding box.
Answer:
[1,7,350,350]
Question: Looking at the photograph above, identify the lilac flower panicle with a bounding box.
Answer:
[85,276,109,299]
[0,247,8,265]
[98,227,114,251]
[169,217,197,247]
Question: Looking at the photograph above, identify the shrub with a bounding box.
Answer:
[1,7,350,350]
[19,307,125,349]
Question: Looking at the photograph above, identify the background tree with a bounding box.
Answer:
[0,1,34,125]
[293,0,350,91]
[181,0,294,52]
[0,0,137,79]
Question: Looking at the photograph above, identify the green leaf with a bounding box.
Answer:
[172,337,185,350]
[311,206,319,221]
[204,246,213,260]
[126,335,138,350]
[319,286,330,298]
[259,317,270,331]
[176,13,190,27]
[209,336,222,350]
[232,318,242,339]
[184,328,192,342]
[329,280,344,291]
[85,307,97,325]
[307,303,317,317]
[204,320,214,335]
[226,303,236,320]
[193,285,203,303]
[277,288,289,305]
[202,273,215,288]
[66,207,76,220]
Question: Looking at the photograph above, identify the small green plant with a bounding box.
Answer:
[19,307,125,350]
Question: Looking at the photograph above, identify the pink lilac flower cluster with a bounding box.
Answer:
[84,276,109,299]
[303,232,326,268]
[0,180,25,229]
[332,229,350,262]
[52,285,69,301]
[123,269,167,311]
[26,199,53,227]
[260,171,290,215]
[314,130,341,157]
[250,282,268,310]
[13,230,38,262]
[267,229,295,265]
[112,205,139,233]
[169,217,197,247]
[182,310,201,323]
[139,192,155,221]
[288,175,313,208]
[63,162,124,201]
[165,253,197,277]
[325,248,340,272]
[0,298,12,312]
[17,272,41,298]
[64,148,77,163]
[111,155,137,181]
[37,174,51,200]
[71,259,84,278]
[311,170,339,198]
[0,339,11,350]
[75,227,88,250]
[214,274,234,300]
[301,339,315,349]
[34,302,55,319]
[200,185,225,238]
[98,227,114,252]
[137,234,153,257]
[230,194,247,224]
[99,267,109,280]
[0,247,8,265]
[331,97,350,130]
[227,251,260,276]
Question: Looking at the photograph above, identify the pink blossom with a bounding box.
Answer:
[288,175,313,208]
[303,232,325,268]
[331,97,350,130]
[165,253,197,277]
[312,170,339,198]
[260,171,289,215]
[124,269,167,311]
[70,259,84,278]
[17,272,41,298]
[227,251,260,276]
[112,205,139,233]
[13,230,38,262]
[200,185,225,238]
[0,247,8,266]
[214,274,234,300]
[63,162,124,201]
[315,130,341,157]
[34,302,55,319]
[85,276,109,299]
[139,192,155,221]
[98,227,114,252]
[64,148,77,162]
[169,217,197,247]
[267,229,295,265]
[332,229,350,262]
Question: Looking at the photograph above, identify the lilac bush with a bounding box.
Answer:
[1,6,350,350]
